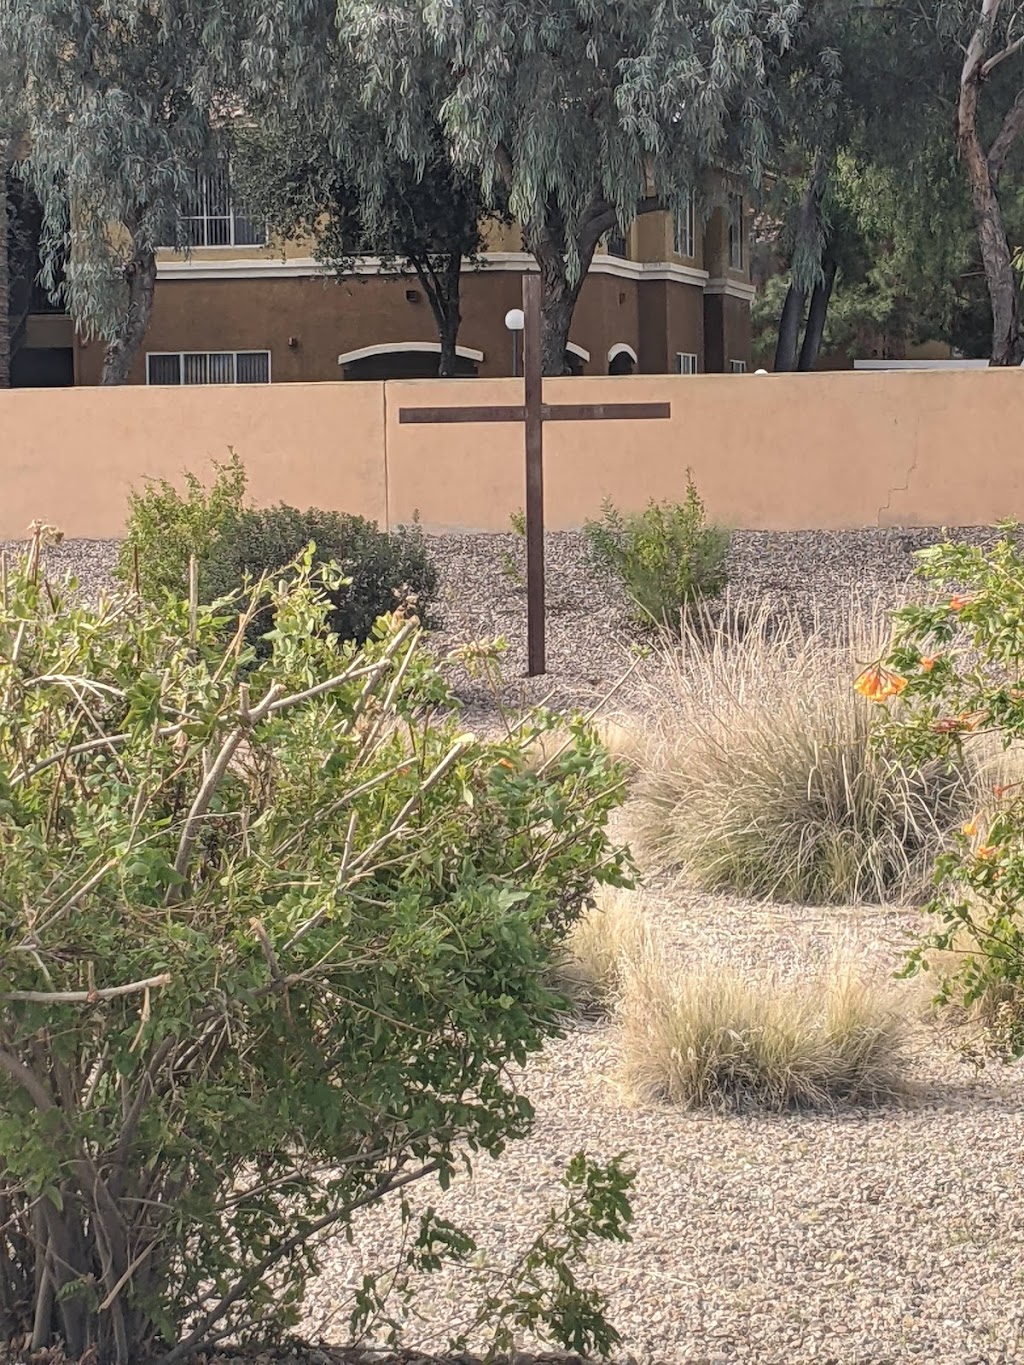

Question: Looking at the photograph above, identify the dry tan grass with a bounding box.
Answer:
[558,886,652,1008]
[616,939,915,1111]
[628,598,973,904]
[522,714,639,773]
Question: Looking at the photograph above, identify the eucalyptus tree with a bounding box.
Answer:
[944,0,1024,363]
[762,0,957,371]
[0,49,25,387]
[334,0,803,374]
[0,0,227,383]
[234,110,501,377]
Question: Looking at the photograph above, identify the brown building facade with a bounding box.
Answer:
[34,185,756,387]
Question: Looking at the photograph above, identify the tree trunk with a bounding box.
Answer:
[527,227,595,377]
[0,142,15,391]
[411,252,463,377]
[435,253,462,377]
[773,284,806,372]
[774,148,830,372]
[0,170,10,390]
[101,247,157,385]
[797,255,838,371]
[962,147,1020,364]
[959,2,1024,365]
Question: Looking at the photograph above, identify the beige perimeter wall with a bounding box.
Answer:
[3,369,1024,539]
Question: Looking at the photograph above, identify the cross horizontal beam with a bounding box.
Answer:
[398,401,672,425]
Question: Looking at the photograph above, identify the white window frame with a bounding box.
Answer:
[175,162,267,249]
[676,352,698,375]
[673,189,695,259]
[729,359,748,374]
[146,350,272,385]
[728,192,744,271]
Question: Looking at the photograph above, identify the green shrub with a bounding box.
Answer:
[632,600,973,903]
[0,528,631,1363]
[584,474,730,626]
[205,503,439,649]
[119,458,439,648]
[116,450,247,600]
[877,528,1024,1057]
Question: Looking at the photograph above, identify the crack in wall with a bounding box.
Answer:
[877,443,920,527]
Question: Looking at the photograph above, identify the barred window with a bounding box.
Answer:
[146,351,271,385]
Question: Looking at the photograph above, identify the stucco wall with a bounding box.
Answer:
[0,382,387,538]
[74,270,714,385]
[4,369,1024,540]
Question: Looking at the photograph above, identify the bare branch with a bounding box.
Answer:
[988,85,1024,179]
[1,974,171,1004]
[982,32,1024,76]
[154,1160,440,1365]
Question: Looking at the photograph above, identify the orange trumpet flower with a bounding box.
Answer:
[854,665,908,704]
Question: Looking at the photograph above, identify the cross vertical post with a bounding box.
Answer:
[397,282,672,679]
[522,274,545,676]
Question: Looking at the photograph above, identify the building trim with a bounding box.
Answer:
[157,250,716,290]
[337,341,486,366]
[566,342,591,363]
[704,276,757,302]
[608,343,639,364]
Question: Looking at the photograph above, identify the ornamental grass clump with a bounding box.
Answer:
[632,600,972,904]
[617,944,913,1111]
[0,526,632,1364]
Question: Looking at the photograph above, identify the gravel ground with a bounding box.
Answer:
[7,527,1024,1363]
[5,524,999,722]
[297,885,1024,1365]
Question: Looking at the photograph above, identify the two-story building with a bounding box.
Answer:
[17,172,755,386]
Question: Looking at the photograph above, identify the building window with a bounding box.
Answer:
[166,162,266,248]
[606,231,628,258]
[146,351,271,385]
[728,193,744,271]
[676,352,698,375]
[673,189,695,259]
[729,359,747,374]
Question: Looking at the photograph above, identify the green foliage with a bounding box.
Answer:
[584,477,730,627]
[449,1152,634,1358]
[119,457,438,649]
[498,509,527,591]
[0,527,631,1361]
[116,451,247,601]
[206,503,439,649]
[879,528,1024,1054]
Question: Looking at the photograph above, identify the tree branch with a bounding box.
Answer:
[1,974,171,1004]
[988,85,1024,180]
[154,1160,440,1365]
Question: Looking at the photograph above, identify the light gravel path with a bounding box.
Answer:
[301,887,1024,1365]
[9,528,1024,1362]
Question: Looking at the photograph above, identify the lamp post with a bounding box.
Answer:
[504,307,525,377]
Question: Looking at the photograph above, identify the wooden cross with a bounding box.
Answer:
[399,274,672,676]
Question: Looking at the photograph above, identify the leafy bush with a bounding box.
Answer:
[119,457,438,648]
[632,600,973,903]
[618,943,913,1111]
[116,450,247,600]
[584,474,730,626]
[875,528,1024,1057]
[205,503,439,649]
[0,527,631,1363]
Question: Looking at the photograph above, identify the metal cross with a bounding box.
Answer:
[399,274,672,676]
